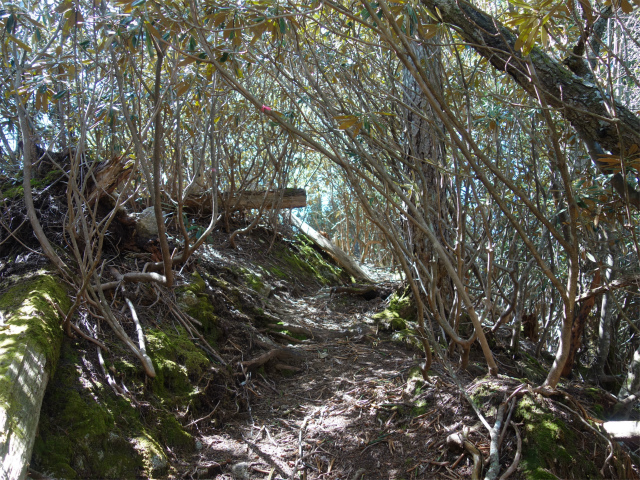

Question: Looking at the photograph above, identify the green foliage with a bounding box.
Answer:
[506,0,570,55]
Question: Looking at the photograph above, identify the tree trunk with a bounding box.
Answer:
[401,36,457,371]
[594,234,616,376]
[419,0,640,205]
[403,40,449,275]
[561,270,601,377]
[0,276,69,480]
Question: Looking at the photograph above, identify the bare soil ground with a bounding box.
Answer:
[180,288,481,480]
[161,241,514,480]
[172,229,638,480]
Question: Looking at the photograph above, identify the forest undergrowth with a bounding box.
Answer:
[2,222,635,480]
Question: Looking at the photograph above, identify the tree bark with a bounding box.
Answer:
[594,235,616,376]
[561,270,601,377]
[400,29,459,370]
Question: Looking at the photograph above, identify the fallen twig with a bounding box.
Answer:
[485,397,507,480]
[125,298,149,359]
[186,400,221,427]
[241,347,302,370]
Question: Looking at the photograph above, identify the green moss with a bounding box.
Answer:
[0,171,63,199]
[33,334,194,478]
[516,395,598,479]
[243,270,273,297]
[410,400,429,417]
[146,326,210,403]
[514,353,548,385]
[41,169,64,185]
[1,184,23,199]
[0,273,71,396]
[246,273,264,292]
[175,271,220,343]
[32,343,145,479]
[278,329,308,341]
[26,271,223,479]
[158,413,195,450]
[202,271,230,289]
[403,366,426,396]
[270,265,288,279]
[134,434,168,477]
[373,290,416,330]
[271,236,343,285]
[469,382,495,409]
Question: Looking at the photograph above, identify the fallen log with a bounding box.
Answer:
[0,275,70,480]
[603,421,640,440]
[182,188,307,214]
[290,215,374,283]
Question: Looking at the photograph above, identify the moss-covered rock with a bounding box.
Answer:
[373,290,416,330]
[134,434,168,477]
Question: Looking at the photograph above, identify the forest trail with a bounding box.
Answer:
[180,285,477,480]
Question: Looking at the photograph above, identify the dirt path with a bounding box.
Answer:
[181,290,474,480]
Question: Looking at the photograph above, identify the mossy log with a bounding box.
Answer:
[0,274,70,480]
[290,215,374,283]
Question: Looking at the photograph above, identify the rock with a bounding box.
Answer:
[135,207,160,242]
[230,462,253,479]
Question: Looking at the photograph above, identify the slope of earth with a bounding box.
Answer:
[4,224,636,479]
